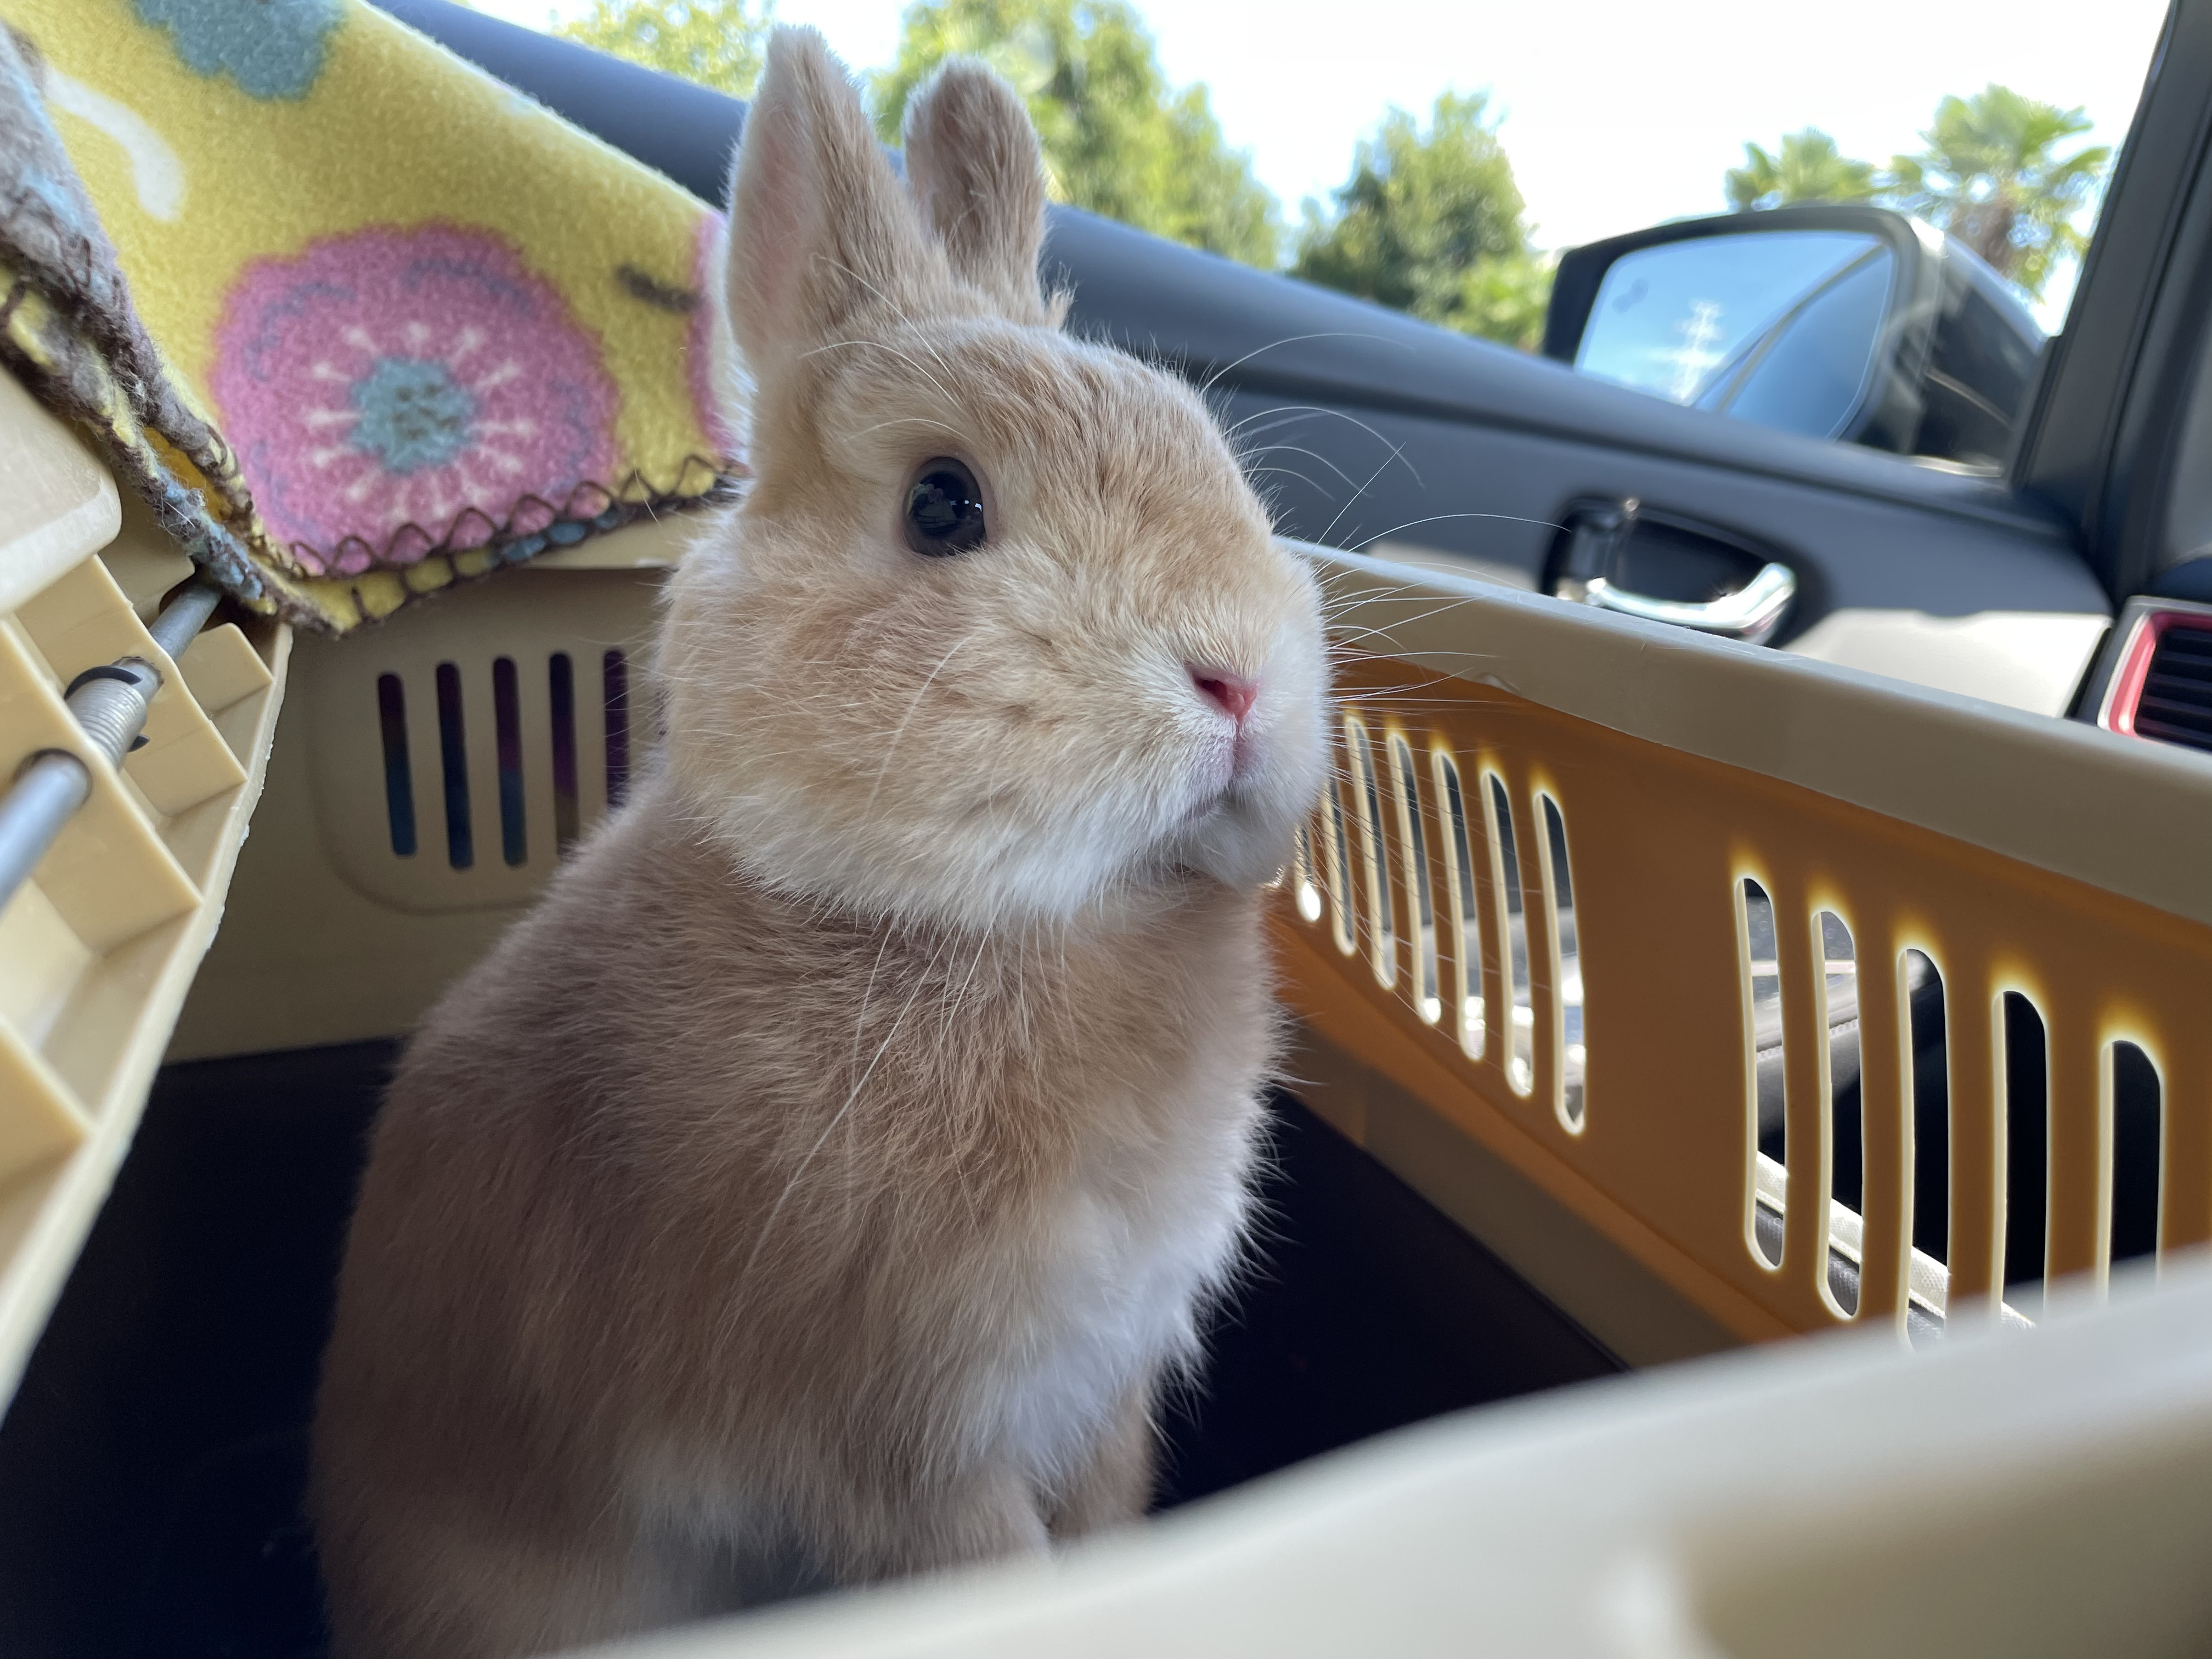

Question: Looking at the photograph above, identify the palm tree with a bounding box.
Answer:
[1886,84,2111,301]
[1725,129,1880,212]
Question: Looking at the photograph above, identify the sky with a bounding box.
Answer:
[469,0,2174,327]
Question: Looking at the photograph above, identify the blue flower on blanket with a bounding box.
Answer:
[132,0,343,101]
[348,358,481,475]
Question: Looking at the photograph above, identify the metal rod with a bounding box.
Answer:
[147,580,221,662]
[0,579,224,913]
[0,753,91,907]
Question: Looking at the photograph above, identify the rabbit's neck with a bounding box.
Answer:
[603,787,1276,1167]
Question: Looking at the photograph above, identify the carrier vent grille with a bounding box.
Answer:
[373,649,633,870]
[1305,718,1587,1136]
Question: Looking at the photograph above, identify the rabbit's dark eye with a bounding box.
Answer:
[904,459,987,556]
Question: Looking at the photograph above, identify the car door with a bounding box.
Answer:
[379,0,2146,725]
[1051,206,2112,717]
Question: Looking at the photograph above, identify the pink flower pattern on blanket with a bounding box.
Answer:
[211,224,620,575]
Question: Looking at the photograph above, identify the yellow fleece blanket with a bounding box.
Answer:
[0,0,735,629]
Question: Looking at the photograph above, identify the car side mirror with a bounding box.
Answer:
[1542,205,1949,455]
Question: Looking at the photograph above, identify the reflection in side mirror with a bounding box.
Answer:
[1543,205,2047,470]
[1577,231,1894,442]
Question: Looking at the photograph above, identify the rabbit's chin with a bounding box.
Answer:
[1163,799,1300,895]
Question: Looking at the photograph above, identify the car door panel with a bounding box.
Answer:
[1210,388,2108,712]
[383,0,2113,719]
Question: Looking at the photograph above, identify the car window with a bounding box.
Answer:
[1914,264,2046,469]
[493,0,2168,470]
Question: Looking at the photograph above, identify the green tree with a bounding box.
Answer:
[1725,128,1879,211]
[554,0,770,99]
[1292,92,1549,348]
[1886,84,2111,301]
[872,0,1280,267]
[1451,249,1555,352]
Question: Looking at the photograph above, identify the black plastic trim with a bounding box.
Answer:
[2016,0,2212,600]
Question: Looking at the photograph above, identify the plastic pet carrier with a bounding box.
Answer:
[3,366,2212,1657]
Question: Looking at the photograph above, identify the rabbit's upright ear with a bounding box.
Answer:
[900,61,1049,326]
[725,28,932,380]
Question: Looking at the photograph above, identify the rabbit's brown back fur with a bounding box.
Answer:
[314,789,1271,1655]
[312,28,1327,1659]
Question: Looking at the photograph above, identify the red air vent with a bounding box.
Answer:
[2100,610,2212,754]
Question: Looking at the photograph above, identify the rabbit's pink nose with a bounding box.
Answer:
[1190,667,1259,724]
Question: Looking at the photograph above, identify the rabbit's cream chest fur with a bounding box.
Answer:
[311,27,1327,1659]
[983,1066,1253,1480]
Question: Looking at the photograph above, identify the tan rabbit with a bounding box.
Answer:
[309,27,1328,1659]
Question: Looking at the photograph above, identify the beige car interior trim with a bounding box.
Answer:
[1783,605,2109,718]
[1342,535,2109,719]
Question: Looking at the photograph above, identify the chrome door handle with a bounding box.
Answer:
[1582,561,1796,646]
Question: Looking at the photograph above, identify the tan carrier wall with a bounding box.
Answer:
[167,527,684,1060]
[165,532,2212,1365]
[1282,549,2212,1357]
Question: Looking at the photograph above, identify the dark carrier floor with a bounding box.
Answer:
[0,1042,1620,1658]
